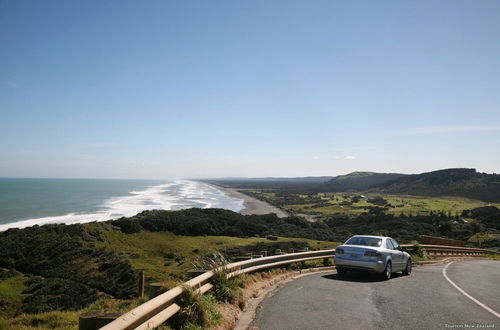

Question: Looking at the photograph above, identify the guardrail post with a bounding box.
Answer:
[79,312,120,330]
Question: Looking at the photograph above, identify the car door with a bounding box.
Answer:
[385,239,398,270]
[390,239,404,271]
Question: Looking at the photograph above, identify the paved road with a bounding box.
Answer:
[251,260,499,330]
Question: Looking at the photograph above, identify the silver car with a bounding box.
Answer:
[334,235,412,280]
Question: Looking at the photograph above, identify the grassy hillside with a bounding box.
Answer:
[374,168,500,202]
[95,227,335,286]
[324,172,407,191]
[246,190,500,216]
[0,211,339,329]
[210,168,500,202]
[0,272,28,319]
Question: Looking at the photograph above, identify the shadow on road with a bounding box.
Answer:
[322,272,404,283]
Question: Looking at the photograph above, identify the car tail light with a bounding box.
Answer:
[364,251,381,257]
[336,248,344,254]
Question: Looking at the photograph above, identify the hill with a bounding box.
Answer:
[374,168,500,202]
[203,176,333,191]
[209,176,333,183]
[208,168,500,203]
[324,172,407,191]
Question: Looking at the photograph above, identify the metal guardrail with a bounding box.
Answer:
[401,244,500,256]
[98,245,497,330]
[99,249,335,330]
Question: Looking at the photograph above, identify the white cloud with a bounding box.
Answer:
[313,155,320,160]
[333,155,356,160]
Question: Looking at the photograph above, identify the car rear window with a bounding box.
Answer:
[345,237,382,247]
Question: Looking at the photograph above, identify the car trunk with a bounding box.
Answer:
[342,245,381,261]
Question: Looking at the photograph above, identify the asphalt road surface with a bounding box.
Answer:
[250,260,499,330]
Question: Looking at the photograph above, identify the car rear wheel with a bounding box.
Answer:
[382,262,392,280]
[402,259,412,276]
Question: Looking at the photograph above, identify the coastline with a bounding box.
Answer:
[0,180,289,232]
[214,185,289,218]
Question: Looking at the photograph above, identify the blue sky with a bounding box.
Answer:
[1,0,499,179]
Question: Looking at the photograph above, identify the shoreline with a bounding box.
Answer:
[214,185,289,218]
[0,181,289,232]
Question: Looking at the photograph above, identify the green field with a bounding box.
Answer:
[248,190,500,217]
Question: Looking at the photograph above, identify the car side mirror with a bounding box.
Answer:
[401,247,407,252]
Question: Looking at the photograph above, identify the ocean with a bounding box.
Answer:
[0,178,244,231]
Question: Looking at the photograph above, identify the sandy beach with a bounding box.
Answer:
[214,185,288,218]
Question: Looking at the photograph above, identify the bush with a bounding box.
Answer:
[113,219,142,234]
[192,251,244,304]
[169,288,221,330]
[172,286,209,329]
[411,245,425,258]
[211,271,243,304]
[19,277,101,314]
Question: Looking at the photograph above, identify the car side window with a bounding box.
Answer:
[386,240,394,249]
[391,239,400,250]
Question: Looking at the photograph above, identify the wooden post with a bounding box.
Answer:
[139,271,145,298]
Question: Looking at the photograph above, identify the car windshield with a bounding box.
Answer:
[345,237,382,247]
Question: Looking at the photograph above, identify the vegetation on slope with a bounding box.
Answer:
[94,226,333,286]
[0,211,338,328]
[325,172,407,191]
[375,168,500,202]
[209,168,500,202]
[246,190,500,217]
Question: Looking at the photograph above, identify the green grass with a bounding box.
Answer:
[1,310,81,330]
[260,191,500,216]
[0,275,28,318]
[382,195,499,216]
[94,227,337,286]
[0,296,149,330]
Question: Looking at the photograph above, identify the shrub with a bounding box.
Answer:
[169,288,221,330]
[192,251,244,304]
[113,219,142,234]
[19,277,101,314]
[210,271,243,304]
[412,245,425,258]
[172,286,209,329]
